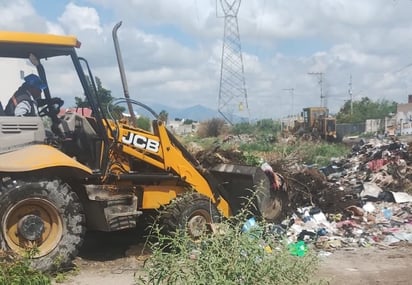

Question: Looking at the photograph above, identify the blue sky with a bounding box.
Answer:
[32,0,69,18]
[1,0,412,119]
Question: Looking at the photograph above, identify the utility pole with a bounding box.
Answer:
[348,74,353,116]
[282,88,295,116]
[308,72,324,107]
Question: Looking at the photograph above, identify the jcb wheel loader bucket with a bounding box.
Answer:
[210,164,288,222]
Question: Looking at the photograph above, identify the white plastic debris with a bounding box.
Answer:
[260,162,273,172]
[361,182,382,198]
[362,202,376,213]
[391,191,412,203]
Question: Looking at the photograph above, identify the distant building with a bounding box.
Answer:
[365,119,382,133]
[395,95,412,135]
[167,119,199,135]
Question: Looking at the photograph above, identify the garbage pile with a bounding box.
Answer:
[277,137,412,250]
[191,136,412,250]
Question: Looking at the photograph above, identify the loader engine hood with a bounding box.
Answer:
[0,144,92,178]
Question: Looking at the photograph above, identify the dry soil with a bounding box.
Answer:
[56,230,412,285]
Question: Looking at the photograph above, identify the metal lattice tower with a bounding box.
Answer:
[217,0,249,124]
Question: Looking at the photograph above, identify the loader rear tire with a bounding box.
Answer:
[159,192,221,239]
[0,179,85,272]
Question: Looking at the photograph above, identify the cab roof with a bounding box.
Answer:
[0,31,81,59]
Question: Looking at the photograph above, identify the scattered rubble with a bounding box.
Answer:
[274,137,412,251]
[192,136,412,251]
[193,145,248,168]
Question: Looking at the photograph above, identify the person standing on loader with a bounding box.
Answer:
[4,73,47,116]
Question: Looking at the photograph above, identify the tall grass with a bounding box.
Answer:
[273,141,349,166]
[137,203,322,285]
[237,139,349,167]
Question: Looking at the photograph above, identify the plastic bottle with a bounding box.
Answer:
[382,207,392,220]
[242,217,263,239]
[242,217,257,232]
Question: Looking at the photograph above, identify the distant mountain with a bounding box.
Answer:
[150,103,221,122]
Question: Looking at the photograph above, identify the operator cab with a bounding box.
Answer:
[0,31,104,169]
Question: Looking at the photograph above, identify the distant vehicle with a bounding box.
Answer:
[294,107,337,141]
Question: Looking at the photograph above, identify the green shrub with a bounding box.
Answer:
[232,122,254,135]
[256,119,280,134]
[242,152,262,166]
[136,116,152,131]
[298,142,349,166]
[273,141,349,166]
[197,118,228,138]
[137,211,320,285]
[232,120,280,136]
[0,253,51,285]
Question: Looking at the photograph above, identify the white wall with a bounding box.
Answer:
[365,119,382,133]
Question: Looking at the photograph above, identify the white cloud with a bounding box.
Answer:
[0,0,46,31]
[2,0,412,118]
[58,3,102,34]
[45,21,65,35]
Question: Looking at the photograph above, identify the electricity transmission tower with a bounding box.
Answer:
[217,0,249,124]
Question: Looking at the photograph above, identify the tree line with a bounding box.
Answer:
[335,97,397,124]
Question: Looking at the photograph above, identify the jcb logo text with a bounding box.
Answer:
[122,132,160,152]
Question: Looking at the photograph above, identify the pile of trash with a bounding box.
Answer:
[191,136,412,251]
[276,137,412,251]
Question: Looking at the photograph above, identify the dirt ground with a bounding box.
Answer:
[56,230,412,285]
[317,245,412,285]
[58,138,412,284]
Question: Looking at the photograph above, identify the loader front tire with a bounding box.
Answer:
[160,192,221,239]
[0,179,85,272]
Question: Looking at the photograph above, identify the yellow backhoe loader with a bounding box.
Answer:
[294,107,336,141]
[0,23,288,271]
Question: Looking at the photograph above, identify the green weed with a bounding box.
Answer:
[272,140,349,166]
[137,204,321,285]
[0,252,51,285]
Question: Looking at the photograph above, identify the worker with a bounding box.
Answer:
[4,73,47,116]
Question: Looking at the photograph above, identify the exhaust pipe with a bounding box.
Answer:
[112,21,136,122]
